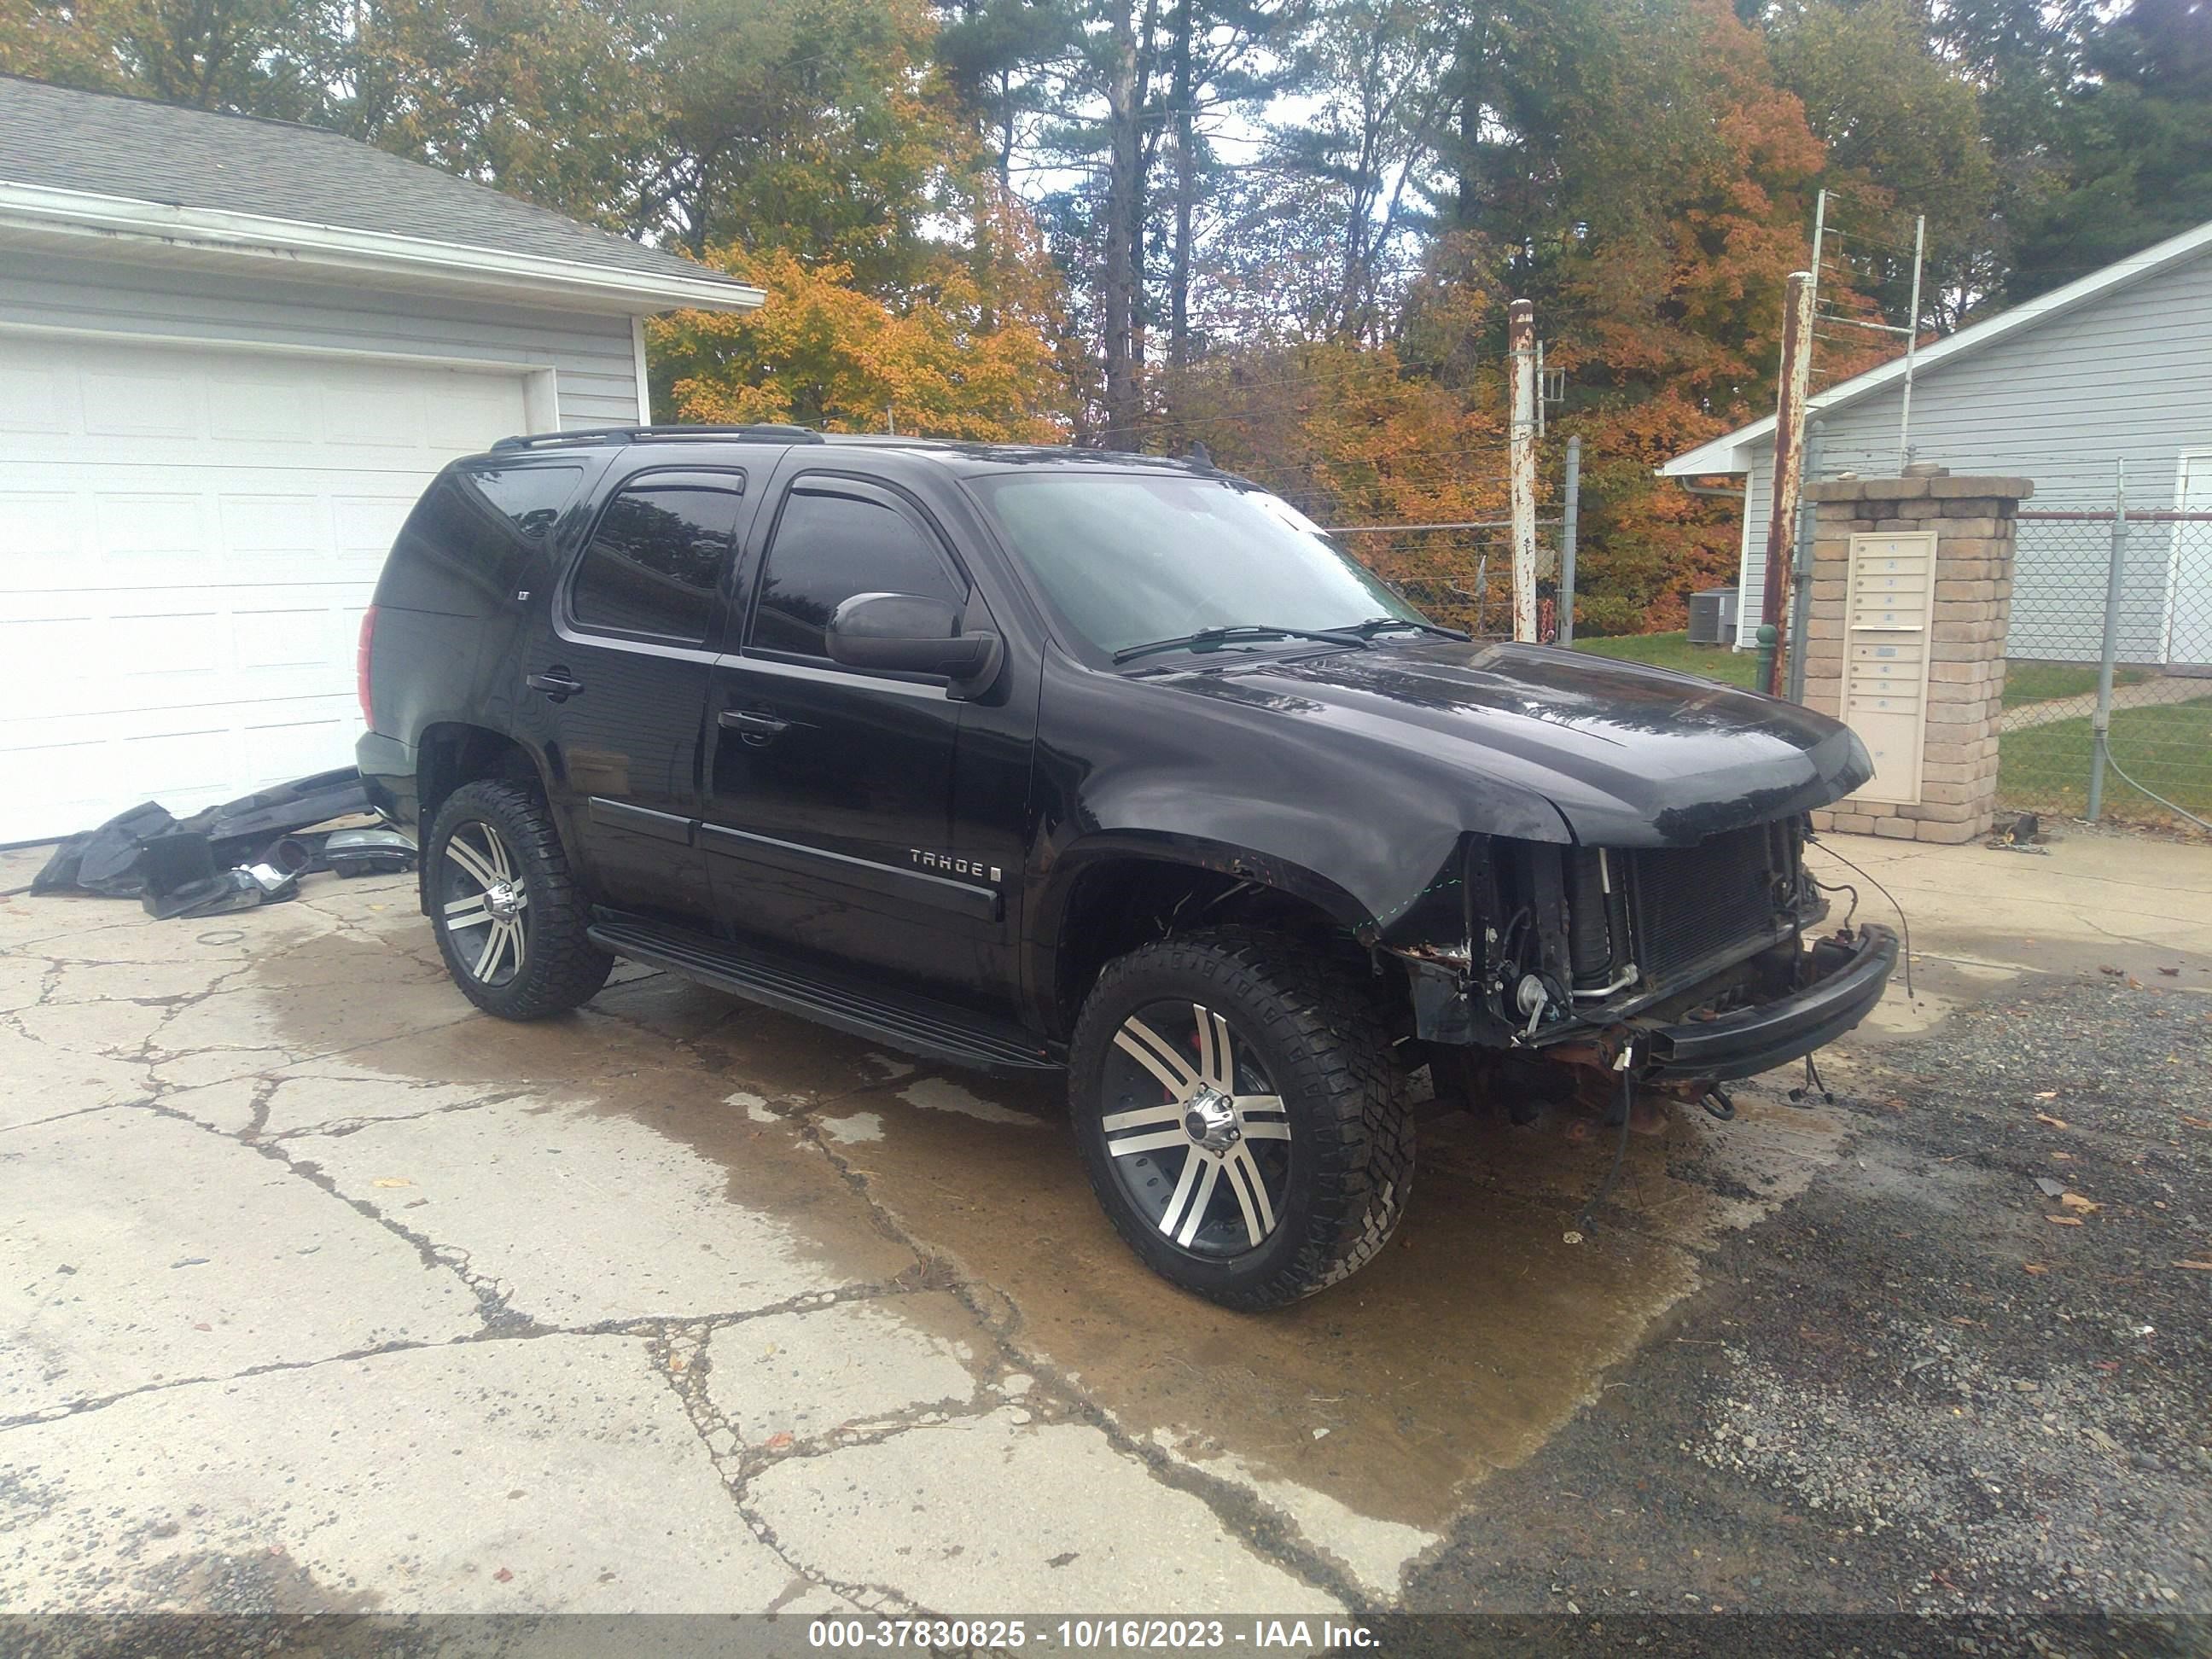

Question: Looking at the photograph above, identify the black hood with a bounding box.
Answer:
[1151,640,1870,848]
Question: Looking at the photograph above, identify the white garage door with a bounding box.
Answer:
[0,335,533,846]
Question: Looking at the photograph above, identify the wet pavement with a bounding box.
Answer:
[0,830,2206,1631]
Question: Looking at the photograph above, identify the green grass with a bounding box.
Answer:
[2000,660,2155,710]
[1567,633,2210,827]
[1999,696,2212,826]
[1570,630,1759,688]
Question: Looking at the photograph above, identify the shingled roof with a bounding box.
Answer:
[0,74,755,304]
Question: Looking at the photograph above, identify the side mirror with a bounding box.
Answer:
[827,592,1001,689]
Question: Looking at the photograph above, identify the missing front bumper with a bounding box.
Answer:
[1634,923,1899,1081]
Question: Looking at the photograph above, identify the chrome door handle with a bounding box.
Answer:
[719,708,789,741]
[526,667,585,700]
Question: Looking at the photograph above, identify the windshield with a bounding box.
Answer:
[968,471,1428,661]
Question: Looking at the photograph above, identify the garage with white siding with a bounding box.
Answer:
[0,75,761,845]
[1660,217,2212,659]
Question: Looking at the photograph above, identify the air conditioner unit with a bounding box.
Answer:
[1686,587,1739,647]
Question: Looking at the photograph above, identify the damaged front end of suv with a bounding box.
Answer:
[1373,813,1897,1124]
[1066,633,1902,1145]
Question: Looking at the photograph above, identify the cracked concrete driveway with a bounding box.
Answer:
[0,830,2207,1628]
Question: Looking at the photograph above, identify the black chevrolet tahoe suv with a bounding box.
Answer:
[358,426,1896,1308]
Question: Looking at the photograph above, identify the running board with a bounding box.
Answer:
[588,917,1061,1074]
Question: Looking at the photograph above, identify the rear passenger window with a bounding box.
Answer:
[752,488,965,661]
[570,485,742,643]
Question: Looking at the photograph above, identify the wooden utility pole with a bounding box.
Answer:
[1509,298,1538,643]
[1760,271,1815,695]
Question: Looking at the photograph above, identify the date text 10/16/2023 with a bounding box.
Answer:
[806,1618,1382,1650]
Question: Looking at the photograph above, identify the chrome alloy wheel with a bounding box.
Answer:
[439,821,529,987]
[1097,1000,1292,1257]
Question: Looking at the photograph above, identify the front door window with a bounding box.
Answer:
[749,486,969,661]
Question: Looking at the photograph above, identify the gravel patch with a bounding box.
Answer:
[1400,972,2210,1635]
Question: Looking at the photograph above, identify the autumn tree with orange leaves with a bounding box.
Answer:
[1004,0,1912,633]
[642,0,1077,441]
[1536,0,1849,632]
[649,227,1072,442]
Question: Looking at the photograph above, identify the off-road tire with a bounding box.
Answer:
[1069,926,1415,1310]
[427,779,612,1021]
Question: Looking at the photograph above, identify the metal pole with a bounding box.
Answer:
[1509,299,1538,643]
[1759,271,1815,696]
[1807,187,1827,311]
[1898,214,1924,470]
[2088,459,2128,823]
[1559,434,1581,647]
[1785,418,1823,702]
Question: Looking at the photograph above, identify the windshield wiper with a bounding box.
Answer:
[1344,616,1471,641]
[1111,624,1371,664]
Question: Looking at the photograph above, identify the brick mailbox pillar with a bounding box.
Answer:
[1797,469,2033,845]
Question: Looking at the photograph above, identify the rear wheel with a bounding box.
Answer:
[427,779,611,1021]
[1069,927,1414,1310]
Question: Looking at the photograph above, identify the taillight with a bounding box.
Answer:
[357,604,378,728]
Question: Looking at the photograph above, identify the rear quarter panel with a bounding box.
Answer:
[367,456,612,760]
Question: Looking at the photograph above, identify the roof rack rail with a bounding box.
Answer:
[490,423,826,451]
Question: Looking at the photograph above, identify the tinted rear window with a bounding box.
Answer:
[466,465,584,538]
[374,464,583,614]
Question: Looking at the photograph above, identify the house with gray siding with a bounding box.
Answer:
[1659,218,2212,664]
[0,75,762,843]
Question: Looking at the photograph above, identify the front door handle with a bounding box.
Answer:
[719,707,790,743]
[526,667,585,701]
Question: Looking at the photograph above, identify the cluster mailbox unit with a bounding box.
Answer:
[1837,532,1936,806]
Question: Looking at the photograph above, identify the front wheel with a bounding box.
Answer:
[427,779,612,1021]
[1069,927,1415,1310]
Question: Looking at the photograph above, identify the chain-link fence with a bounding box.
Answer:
[1322,465,1571,643]
[1349,524,1560,641]
[2000,492,2212,832]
